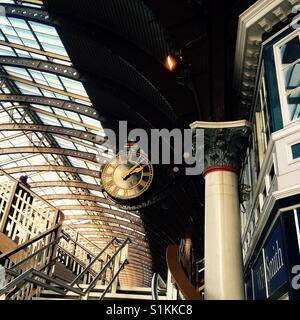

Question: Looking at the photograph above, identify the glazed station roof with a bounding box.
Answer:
[0,0,153,287]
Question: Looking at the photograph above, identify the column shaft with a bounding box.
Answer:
[204,170,244,300]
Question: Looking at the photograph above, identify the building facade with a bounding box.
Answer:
[235,0,300,300]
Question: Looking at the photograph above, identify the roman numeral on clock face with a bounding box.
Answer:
[102,151,153,200]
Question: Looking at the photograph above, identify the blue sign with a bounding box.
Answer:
[252,255,267,300]
[264,222,288,297]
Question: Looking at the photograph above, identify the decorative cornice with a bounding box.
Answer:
[191,121,252,172]
[234,0,300,118]
[190,120,250,129]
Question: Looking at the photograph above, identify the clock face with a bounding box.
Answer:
[101,150,153,200]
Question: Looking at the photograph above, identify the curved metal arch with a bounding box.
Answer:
[123,254,153,267]
[120,271,152,282]
[63,207,174,247]
[0,56,82,81]
[71,232,148,248]
[72,229,166,255]
[64,215,141,230]
[39,190,178,245]
[124,268,152,278]
[18,0,44,6]
[65,219,144,234]
[0,124,107,145]
[0,40,70,62]
[80,238,153,264]
[7,178,178,247]
[2,4,179,125]
[65,227,145,241]
[118,279,150,288]
[24,106,101,131]
[64,215,143,232]
[0,94,101,120]
[4,74,90,102]
[119,273,151,285]
[0,146,99,163]
[3,4,57,25]
[30,180,102,191]
[64,214,138,224]
[43,193,111,204]
[5,165,100,178]
[122,251,154,265]
[120,265,152,277]
[121,268,152,278]
[3,1,170,63]
[69,223,150,245]
[59,206,140,224]
[120,268,151,281]
[70,229,168,258]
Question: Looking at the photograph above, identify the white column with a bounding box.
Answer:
[190,120,251,300]
[204,169,244,300]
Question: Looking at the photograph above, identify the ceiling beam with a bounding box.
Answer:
[0,94,100,120]
[23,105,101,131]
[0,56,81,80]
[30,180,102,191]
[3,75,90,102]
[60,205,140,223]
[42,193,111,204]
[0,123,106,145]
[64,217,144,232]
[3,4,57,28]
[0,146,99,163]
[0,41,70,62]
[4,165,100,178]
[70,229,167,254]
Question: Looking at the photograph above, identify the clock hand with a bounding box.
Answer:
[129,164,147,175]
[122,162,141,180]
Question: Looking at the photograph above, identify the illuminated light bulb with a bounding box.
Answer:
[165,55,178,72]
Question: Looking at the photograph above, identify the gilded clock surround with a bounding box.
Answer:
[101,149,154,200]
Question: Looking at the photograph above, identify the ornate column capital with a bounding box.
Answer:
[190,120,252,175]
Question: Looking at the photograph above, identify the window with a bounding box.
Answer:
[255,72,271,168]
[278,33,300,122]
[291,142,300,159]
[269,164,275,181]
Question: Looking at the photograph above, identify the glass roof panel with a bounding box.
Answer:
[0,3,146,273]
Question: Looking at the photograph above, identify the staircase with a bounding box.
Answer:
[0,172,200,301]
[0,223,131,300]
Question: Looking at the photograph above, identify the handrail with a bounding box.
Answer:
[70,237,117,287]
[0,237,131,299]
[1,268,84,297]
[99,259,128,300]
[166,245,202,300]
[151,273,167,300]
[60,230,109,264]
[83,237,130,296]
[0,223,62,265]
[55,245,99,277]
[11,235,67,270]
[0,169,59,212]
[62,225,108,252]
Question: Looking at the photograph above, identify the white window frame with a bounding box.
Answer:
[274,28,300,127]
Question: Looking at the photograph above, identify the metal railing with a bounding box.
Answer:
[151,273,167,300]
[0,170,60,245]
[0,231,130,300]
